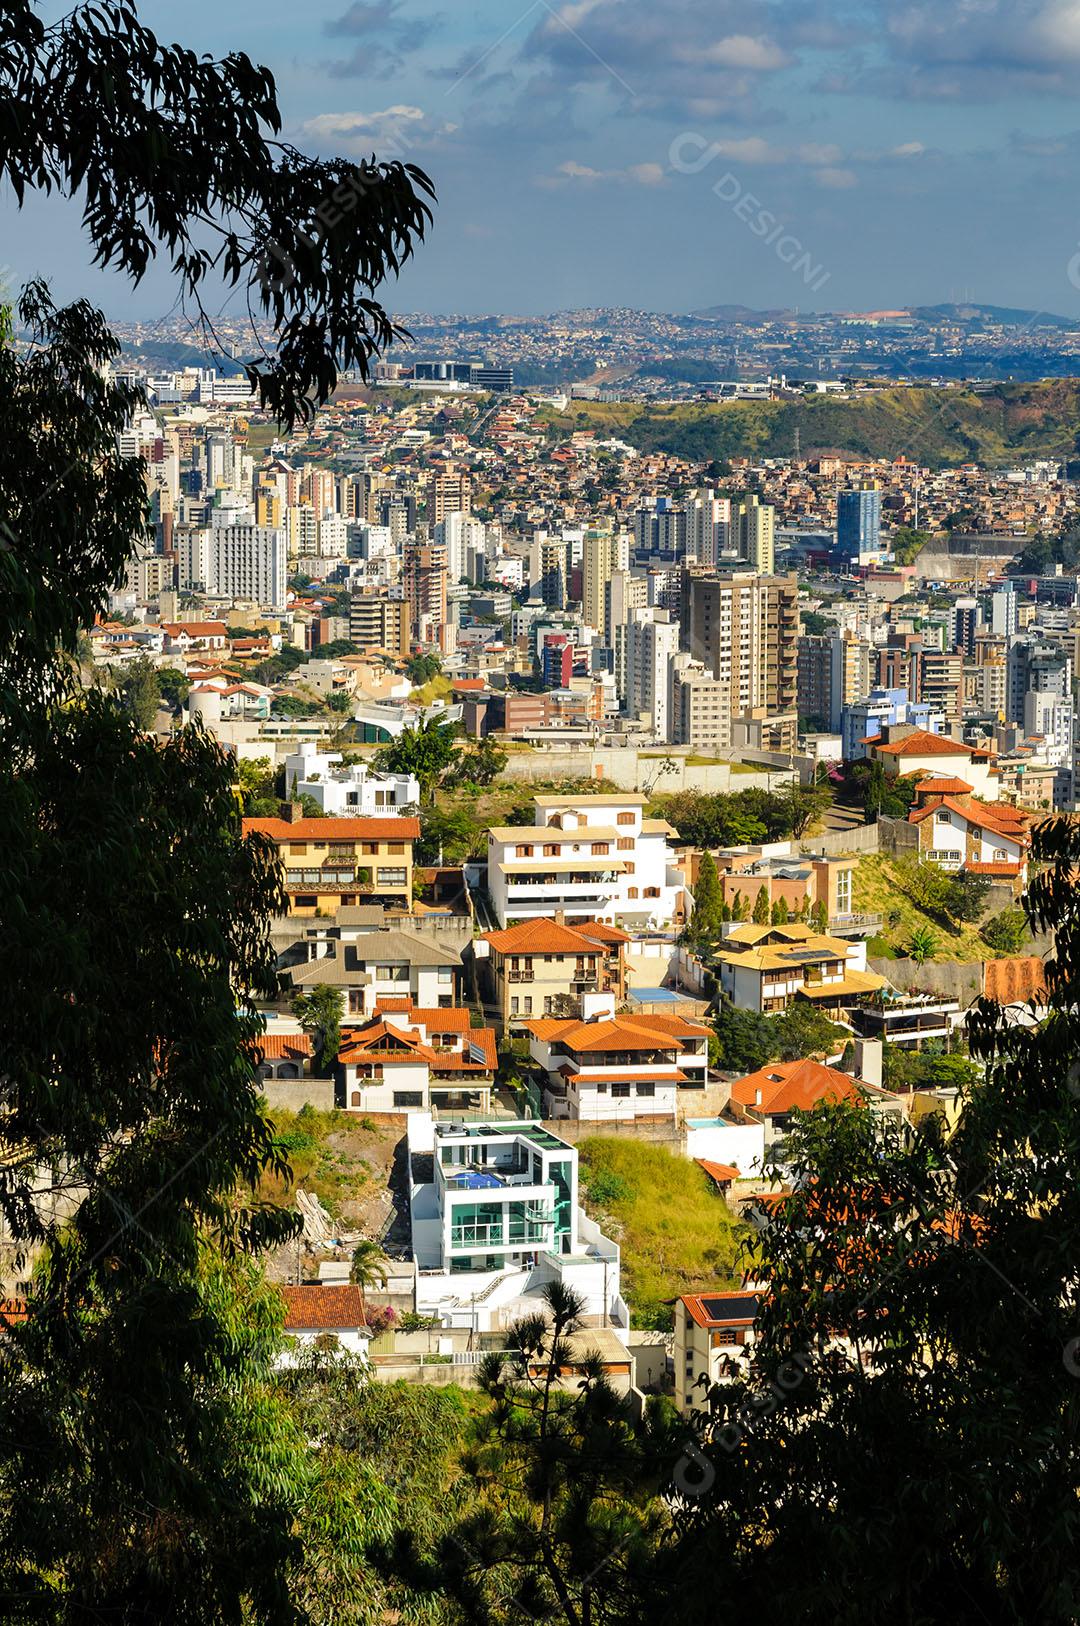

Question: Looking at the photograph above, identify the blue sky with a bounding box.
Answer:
[6,0,1080,317]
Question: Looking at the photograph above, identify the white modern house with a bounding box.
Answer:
[485,794,690,931]
[408,1115,626,1331]
[284,744,419,814]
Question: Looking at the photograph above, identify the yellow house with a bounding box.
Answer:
[244,810,419,916]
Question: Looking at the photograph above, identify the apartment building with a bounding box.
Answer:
[348,590,410,658]
[684,570,798,751]
[734,494,775,574]
[714,922,885,1015]
[669,653,732,754]
[798,630,872,732]
[605,569,648,705]
[486,794,690,930]
[403,539,448,643]
[243,809,418,915]
[337,1004,497,1115]
[410,1116,624,1330]
[476,916,629,1035]
[523,1008,711,1122]
[582,528,628,634]
[626,607,680,735]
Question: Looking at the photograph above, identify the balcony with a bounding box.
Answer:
[828,911,884,937]
[507,970,535,982]
[450,1222,553,1249]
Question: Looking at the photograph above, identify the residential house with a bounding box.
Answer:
[255,1032,314,1080]
[864,727,998,798]
[727,1056,903,1160]
[522,1009,712,1122]
[714,922,886,1015]
[409,1116,624,1331]
[289,925,461,1017]
[244,808,419,915]
[475,916,630,1035]
[709,842,876,936]
[279,1284,371,1358]
[486,793,690,930]
[284,744,420,814]
[159,619,229,653]
[674,1290,761,1416]
[906,778,1030,885]
[337,1004,497,1115]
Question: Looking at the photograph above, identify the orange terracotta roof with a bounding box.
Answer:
[914,776,974,794]
[482,917,616,955]
[697,1159,741,1184]
[281,1284,367,1331]
[257,1033,313,1061]
[0,1298,28,1327]
[680,1290,761,1330]
[908,794,1029,843]
[730,1057,865,1115]
[160,620,228,638]
[244,816,420,841]
[982,956,1047,1004]
[875,731,972,758]
[523,1012,709,1053]
[965,861,1022,876]
[374,996,413,1012]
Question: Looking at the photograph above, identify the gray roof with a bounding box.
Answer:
[289,929,462,985]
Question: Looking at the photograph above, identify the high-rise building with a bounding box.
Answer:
[206,518,286,610]
[734,494,775,575]
[581,529,629,634]
[954,597,979,659]
[529,534,571,609]
[991,582,1018,638]
[349,590,410,658]
[605,569,649,704]
[684,488,731,568]
[1006,638,1073,726]
[627,607,680,738]
[403,540,448,642]
[435,512,486,584]
[428,471,471,526]
[541,633,574,690]
[797,630,869,733]
[669,652,730,754]
[686,571,799,747]
[836,483,881,563]
[633,500,687,562]
[915,648,965,725]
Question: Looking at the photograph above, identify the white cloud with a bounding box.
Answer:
[540,157,668,186]
[301,105,425,142]
[694,34,790,70]
[814,166,858,188]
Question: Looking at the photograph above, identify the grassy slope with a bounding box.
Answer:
[577,1138,747,1330]
[538,379,1080,469]
[855,853,998,961]
[257,1107,401,1222]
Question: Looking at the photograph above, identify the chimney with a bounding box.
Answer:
[553,909,566,926]
[279,800,304,823]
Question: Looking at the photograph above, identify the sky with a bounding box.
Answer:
[6,0,1080,319]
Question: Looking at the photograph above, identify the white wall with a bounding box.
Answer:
[685,1119,765,1175]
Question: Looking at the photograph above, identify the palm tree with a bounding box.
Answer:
[349,1239,389,1323]
[907,926,940,966]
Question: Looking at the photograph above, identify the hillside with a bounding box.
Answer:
[577,1137,747,1330]
[539,378,1080,468]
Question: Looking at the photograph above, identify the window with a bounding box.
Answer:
[617,812,635,826]
[510,996,519,1015]
[386,842,405,855]
[935,811,951,824]
[543,843,559,857]
[515,844,532,858]
[624,862,635,875]
[627,887,638,898]
[289,843,308,856]
[350,1090,362,1107]
[636,1082,655,1097]
[644,886,660,898]
[611,1082,631,1098]
[376,868,407,887]
[393,1091,423,1108]
[524,997,533,1015]
[592,842,610,855]
[295,894,317,908]
[617,837,634,850]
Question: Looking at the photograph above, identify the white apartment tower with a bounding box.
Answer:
[627,606,680,739]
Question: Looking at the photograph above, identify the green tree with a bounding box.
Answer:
[982,907,1029,955]
[117,653,161,729]
[349,1239,390,1320]
[292,983,345,1069]
[417,802,482,865]
[811,899,830,933]
[446,736,509,788]
[907,925,940,964]
[432,1282,669,1623]
[771,897,790,925]
[664,812,1080,1623]
[947,868,992,924]
[405,652,442,685]
[752,885,771,925]
[692,850,723,942]
[157,664,192,712]
[374,715,458,801]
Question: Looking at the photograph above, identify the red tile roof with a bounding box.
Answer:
[680,1290,761,1330]
[964,861,1022,876]
[875,731,973,758]
[483,917,623,955]
[245,816,420,841]
[258,1033,313,1061]
[730,1057,865,1116]
[914,776,974,794]
[523,1012,709,1052]
[281,1284,367,1331]
[697,1160,741,1185]
[908,793,1029,844]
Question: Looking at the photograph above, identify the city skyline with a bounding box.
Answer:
[5,0,1080,321]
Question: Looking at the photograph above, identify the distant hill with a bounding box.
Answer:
[907,303,1075,329]
[537,379,1080,468]
[690,303,791,321]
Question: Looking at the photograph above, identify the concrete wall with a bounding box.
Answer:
[261,1077,336,1113]
[499,747,795,796]
[868,956,982,1004]
[801,822,881,857]
[877,817,919,858]
[541,1116,684,1149]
